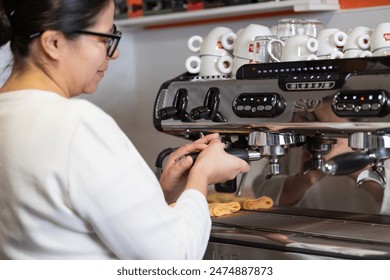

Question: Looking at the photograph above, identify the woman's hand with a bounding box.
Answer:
[185,138,250,198]
[160,133,220,204]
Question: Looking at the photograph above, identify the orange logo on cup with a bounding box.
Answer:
[384,33,390,41]
[217,41,223,49]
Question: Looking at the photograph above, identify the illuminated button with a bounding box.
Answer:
[361,104,371,110]
[371,103,381,110]
[265,105,273,111]
[237,105,244,111]
[336,104,345,110]
[251,107,257,112]
[244,105,251,110]
[346,104,355,110]
[354,105,362,112]
[257,105,265,111]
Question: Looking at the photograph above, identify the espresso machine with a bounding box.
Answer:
[153,56,390,259]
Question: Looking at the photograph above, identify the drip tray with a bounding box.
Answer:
[205,209,390,259]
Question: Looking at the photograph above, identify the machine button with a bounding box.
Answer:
[361,104,371,110]
[371,103,381,110]
[336,104,345,111]
[346,104,355,110]
[257,105,264,111]
[237,105,244,111]
[244,105,251,111]
[265,105,273,111]
[354,105,362,112]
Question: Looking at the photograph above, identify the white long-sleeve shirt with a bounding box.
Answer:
[0,90,211,259]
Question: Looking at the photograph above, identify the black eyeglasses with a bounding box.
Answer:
[29,24,122,58]
[75,24,122,58]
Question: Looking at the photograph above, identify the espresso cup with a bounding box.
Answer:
[185,54,233,76]
[316,28,347,58]
[343,26,372,52]
[231,56,254,78]
[372,47,390,57]
[233,24,271,60]
[371,22,390,54]
[343,49,372,58]
[187,26,236,56]
[281,34,318,62]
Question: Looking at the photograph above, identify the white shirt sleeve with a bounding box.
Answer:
[67,111,211,259]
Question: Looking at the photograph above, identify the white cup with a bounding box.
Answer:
[316,28,348,58]
[187,27,236,56]
[372,47,390,57]
[185,54,233,76]
[318,51,344,60]
[343,26,372,52]
[231,56,254,78]
[343,49,373,58]
[233,24,271,60]
[371,22,390,54]
[280,34,318,62]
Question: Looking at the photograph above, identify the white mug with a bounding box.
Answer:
[231,56,254,78]
[371,22,390,54]
[343,49,373,58]
[372,47,390,57]
[344,26,372,52]
[233,24,271,60]
[187,26,236,56]
[281,34,318,62]
[185,54,233,76]
[316,28,347,57]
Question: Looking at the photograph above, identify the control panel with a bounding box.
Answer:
[332,90,390,117]
[232,93,286,118]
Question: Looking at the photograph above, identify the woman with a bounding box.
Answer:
[0,0,249,259]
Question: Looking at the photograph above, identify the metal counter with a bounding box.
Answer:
[204,208,390,259]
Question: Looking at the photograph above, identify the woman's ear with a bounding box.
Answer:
[38,30,64,61]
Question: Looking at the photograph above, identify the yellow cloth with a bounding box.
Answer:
[207,193,273,211]
[241,196,273,210]
[208,202,241,217]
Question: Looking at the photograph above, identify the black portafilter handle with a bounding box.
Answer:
[322,152,376,176]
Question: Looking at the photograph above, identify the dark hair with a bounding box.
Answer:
[0,0,111,63]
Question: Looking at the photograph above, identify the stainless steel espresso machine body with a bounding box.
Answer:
[153,56,390,259]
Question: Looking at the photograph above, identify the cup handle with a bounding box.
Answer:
[221,32,237,51]
[330,50,344,59]
[359,50,373,58]
[185,56,201,74]
[306,38,318,53]
[333,31,347,47]
[267,38,285,62]
[187,35,203,53]
[358,34,371,50]
[217,56,233,74]
[306,54,318,60]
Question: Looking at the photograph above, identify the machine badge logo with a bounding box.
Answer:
[294,98,322,112]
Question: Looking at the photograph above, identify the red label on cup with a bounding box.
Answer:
[384,33,390,41]
[248,43,254,52]
[217,41,223,49]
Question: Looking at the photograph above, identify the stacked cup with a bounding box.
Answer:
[185,26,236,77]
[371,22,390,57]
[343,26,372,58]
[316,28,347,59]
[232,24,271,76]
